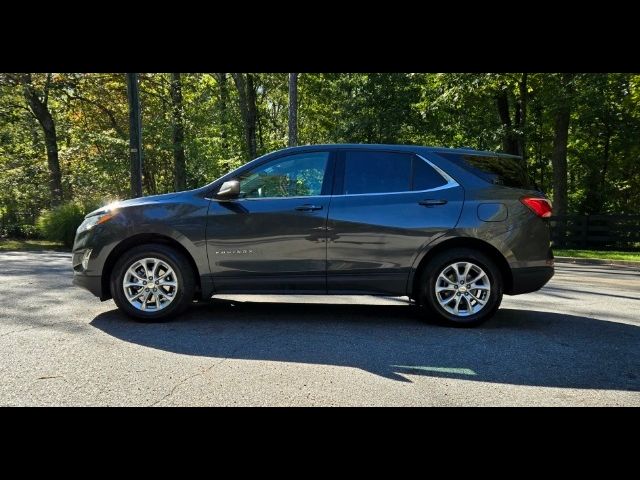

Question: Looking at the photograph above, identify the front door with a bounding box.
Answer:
[207,151,333,293]
[327,149,464,295]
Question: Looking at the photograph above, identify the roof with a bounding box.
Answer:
[276,143,521,159]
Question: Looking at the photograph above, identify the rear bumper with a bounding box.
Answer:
[509,266,554,295]
[72,273,104,299]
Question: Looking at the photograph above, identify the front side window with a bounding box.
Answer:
[343,151,412,194]
[237,152,329,199]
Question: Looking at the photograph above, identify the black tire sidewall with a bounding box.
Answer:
[111,244,195,321]
[421,248,503,327]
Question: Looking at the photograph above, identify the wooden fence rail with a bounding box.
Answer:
[549,215,640,250]
[3,210,640,251]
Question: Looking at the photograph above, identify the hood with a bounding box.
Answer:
[85,192,183,218]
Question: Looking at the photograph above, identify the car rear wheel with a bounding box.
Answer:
[110,243,195,321]
[418,247,503,327]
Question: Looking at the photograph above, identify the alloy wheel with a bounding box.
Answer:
[122,257,179,312]
[434,261,491,317]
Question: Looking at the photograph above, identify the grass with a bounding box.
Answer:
[0,238,66,251]
[554,249,640,262]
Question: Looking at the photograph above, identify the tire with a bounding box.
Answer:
[110,243,196,321]
[418,247,503,327]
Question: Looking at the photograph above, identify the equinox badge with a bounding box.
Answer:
[215,249,254,255]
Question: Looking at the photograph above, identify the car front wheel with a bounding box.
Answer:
[110,243,195,321]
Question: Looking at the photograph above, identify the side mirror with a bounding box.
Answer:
[217,180,240,199]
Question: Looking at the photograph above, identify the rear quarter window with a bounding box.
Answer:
[441,153,534,190]
[412,156,448,190]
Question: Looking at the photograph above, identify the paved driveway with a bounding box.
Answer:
[0,251,638,406]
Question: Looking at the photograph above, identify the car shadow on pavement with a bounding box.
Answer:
[90,300,640,391]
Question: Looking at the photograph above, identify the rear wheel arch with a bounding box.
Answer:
[101,233,201,300]
[410,237,513,299]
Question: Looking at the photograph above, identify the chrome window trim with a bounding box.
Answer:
[416,154,460,189]
[338,154,459,197]
[208,153,459,201]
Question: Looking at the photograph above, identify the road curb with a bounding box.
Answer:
[555,256,640,269]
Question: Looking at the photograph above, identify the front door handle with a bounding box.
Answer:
[419,199,448,207]
[295,204,323,212]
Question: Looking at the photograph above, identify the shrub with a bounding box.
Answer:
[18,224,41,239]
[0,223,41,239]
[36,201,99,248]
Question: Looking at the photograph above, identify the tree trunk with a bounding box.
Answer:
[551,74,574,218]
[551,104,570,217]
[170,72,187,191]
[288,73,298,147]
[496,90,519,156]
[21,73,63,206]
[231,73,257,160]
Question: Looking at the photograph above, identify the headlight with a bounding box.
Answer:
[77,211,115,233]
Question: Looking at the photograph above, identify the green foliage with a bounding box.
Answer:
[2,71,640,239]
[36,201,99,248]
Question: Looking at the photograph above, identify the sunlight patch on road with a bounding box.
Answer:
[392,365,477,376]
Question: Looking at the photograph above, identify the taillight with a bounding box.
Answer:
[521,196,552,218]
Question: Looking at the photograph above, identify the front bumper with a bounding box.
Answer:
[72,247,108,299]
[72,273,104,299]
[509,266,554,295]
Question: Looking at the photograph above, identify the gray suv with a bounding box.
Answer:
[72,144,554,326]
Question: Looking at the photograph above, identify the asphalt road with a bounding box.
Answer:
[1,250,639,406]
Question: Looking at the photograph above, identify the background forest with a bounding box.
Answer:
[1,73,639,244]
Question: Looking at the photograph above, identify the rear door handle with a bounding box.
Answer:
[295,204,323,212]
[419,199,448,207]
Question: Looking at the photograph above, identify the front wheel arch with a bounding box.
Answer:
[102,233,201,301]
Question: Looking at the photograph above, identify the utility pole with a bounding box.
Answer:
[127,73,143,197]
[288,73,298,147]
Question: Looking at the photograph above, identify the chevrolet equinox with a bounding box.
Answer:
[72,144,554,326]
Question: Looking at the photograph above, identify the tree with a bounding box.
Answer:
[494,74,528,157]
[170,73,187,191]
[16,74,63,206]
[550,73,574,217]
[288,73,298,147]
[4,71,640,241]
[231,73,257,159]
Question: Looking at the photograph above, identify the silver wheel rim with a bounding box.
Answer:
[122,257,178,312]
[435,261,491,317]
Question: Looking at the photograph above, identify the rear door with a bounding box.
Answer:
[326,149,464,295]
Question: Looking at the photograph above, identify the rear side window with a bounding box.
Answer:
[343,151,412,194]
[441,153,533,189]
